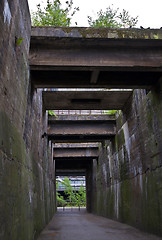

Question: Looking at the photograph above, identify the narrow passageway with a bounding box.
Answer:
[1,1,162,236]
[37,209,162,240]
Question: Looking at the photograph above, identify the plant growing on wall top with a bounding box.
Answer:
[32,1,138,28]
[32,0,79,26]
[88,5,138,28]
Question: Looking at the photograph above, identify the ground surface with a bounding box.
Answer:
[37,208,162,240]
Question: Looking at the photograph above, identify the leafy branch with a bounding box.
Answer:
[32,0,79,26]
[88,5,138,28]
[48,110,57,117]
[56,177,86,207]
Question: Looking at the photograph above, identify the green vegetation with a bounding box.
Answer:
[32,0,79,26]
[16,37,24,46]
[56,177,86,207]
[48,110,57,117]
[103,110,117,115]
[88,6,138,28]
[32,1,138,28]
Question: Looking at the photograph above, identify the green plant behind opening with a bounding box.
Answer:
[32,0,79,26]
[88,6,138,28]
[48,110,57,117]
[103,110,117,115]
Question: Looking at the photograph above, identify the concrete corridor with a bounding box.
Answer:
[1,2,162,237]
[37,209,162,240]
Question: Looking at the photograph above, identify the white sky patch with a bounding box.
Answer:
[28,0,162,28]
[3,0,11,26]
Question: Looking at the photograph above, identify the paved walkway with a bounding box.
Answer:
[37,208,162,240]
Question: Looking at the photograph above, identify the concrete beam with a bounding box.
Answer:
[49,115,116,121]
[31,27,162,39]
[47,116,116,142]
[56,170,86,176]
[53,147,99,159]
[54,143,99,148]
[53,143,99,159]
[31,70,162,89]
[30,28,162,69]
[43,90,132,110]
[55,159,92,171]
[30,27,162,89]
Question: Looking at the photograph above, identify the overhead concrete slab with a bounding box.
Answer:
[47,115,116,142]
[47,116,116,142]
[43,90,132,110]
[30,27,162,89]
[56,170,86,176]
[53,148,99,159]
[49,115,116,121]
[55,159,93,170]
[31,70,162,89]
[51,136,113,143]
[54,143,99,148]
[53,143,99,159]
[48,115,116,142]
[30,28,162,70]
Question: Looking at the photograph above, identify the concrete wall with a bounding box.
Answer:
[92,85,162,236]
[0,1,56,239]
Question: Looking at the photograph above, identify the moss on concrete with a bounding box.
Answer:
[0,109,56,240]
[32,27,162,39]
[92,88,162,237]
[141,169,162,235]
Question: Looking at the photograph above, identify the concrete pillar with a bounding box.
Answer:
[86,161,93,212]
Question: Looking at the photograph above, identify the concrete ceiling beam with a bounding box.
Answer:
[53,147,99,159]
[43,90,132,110]
[30,27,162,89]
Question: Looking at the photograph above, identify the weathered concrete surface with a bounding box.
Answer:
[54,143,99,148]
[43,90,132,110]
[48,120,116,135]
[30,27,162,89]
[55,159,92,171]
[31,27,162,39]
[53,143,99,159]
[48,116,116,142]
[56,169,86,176]
[49,114,116,121]
[31,70,162,89]
[37,209,162,240]
[92,86,162,236]
[30,28,162,69]
[0,1,56,239]
[53,147,99,159]
[1,14,162,240]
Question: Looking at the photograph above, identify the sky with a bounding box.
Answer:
[28,0,162,28]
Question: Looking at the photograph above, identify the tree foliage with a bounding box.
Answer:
[56,181,66,206]
[56,177,86,207]
[75,184,86,207]
[63,177,76,203]
[32,1,138,28]
[32,0,79,26]
[88,5,138,28]
[57,192,66,206]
